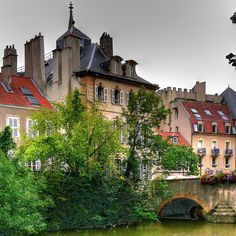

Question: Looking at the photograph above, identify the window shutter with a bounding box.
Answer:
[94,85,98,101]
[126,92,130,106]
[104,88,108,102]
[112,89,115,104]
[120,91,124,105]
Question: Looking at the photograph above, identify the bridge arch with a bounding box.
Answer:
[158,193,210,216]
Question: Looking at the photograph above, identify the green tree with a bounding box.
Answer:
[153,135,199,176]
[0,128,49,235]
[123,87,169,182]
[0,126,16,155]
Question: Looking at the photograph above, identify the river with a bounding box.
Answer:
[41,220,236,236]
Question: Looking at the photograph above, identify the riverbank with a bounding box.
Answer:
[40,220,236,236]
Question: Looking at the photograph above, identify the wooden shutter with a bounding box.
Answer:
[104,88,108,102]
[120,91,124,105]
[94,85,98,101]
[112,89,115,104]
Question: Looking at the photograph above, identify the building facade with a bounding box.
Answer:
[158,82,236,175]
[0,45,51,141]
[21,3,157,121]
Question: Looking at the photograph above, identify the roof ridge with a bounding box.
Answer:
[86,43,97,71]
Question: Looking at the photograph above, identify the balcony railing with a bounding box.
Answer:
[225,149,233,156]
[212,148,220,156]
[198,148,206,156]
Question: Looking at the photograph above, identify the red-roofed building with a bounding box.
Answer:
[0,45,51,141]
[159,81,236,175]
[157,132,190,146]
[170,99,236,175]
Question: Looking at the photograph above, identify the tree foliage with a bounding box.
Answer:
[0,128,48,235]
[123,87,169,181]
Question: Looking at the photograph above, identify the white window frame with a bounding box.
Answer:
[6,116,20,139]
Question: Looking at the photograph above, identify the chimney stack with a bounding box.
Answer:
[1,45,18,90]
[24,33,46,93]
[100,33,113,59]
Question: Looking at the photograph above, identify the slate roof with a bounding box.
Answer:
[56,25,91,49]
[0,75,51,108]
[221,87,236,120]
[45,42,157,89]
[157,132,190,146]
[180,101,234,134]
[75,43,157,89]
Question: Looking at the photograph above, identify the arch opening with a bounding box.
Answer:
[160,198,204,220]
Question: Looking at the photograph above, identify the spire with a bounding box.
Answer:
[68,2,75,29]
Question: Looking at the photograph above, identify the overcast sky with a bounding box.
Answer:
[1,0,236,94]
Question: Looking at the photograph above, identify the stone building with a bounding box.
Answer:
[23,3,157,121]
[0,45,51,142]
[158,82,236,175]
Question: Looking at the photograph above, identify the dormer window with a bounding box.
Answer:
[125,60,138,78]
[127,64,134,77]
[111,56,123,75]
[212,122,218,133]
[114,61,119,74]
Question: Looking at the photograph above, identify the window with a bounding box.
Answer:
[171,136,179,144]
[127,64,134,77]
[212,122,217,133]
[173,108,178,119]
[20,87,40,106]
[112,89,124,105]
[225,124,231,134]
[140,160,152,180]
[198,157,203,167]
[175,126,179,132]
[211,141,217,149]
[198,140,203,149]
[95,85,108,102]
[7,116,20,138]
[28,160,41,171]
[114,61,119,74]
[226,141,230,150]
[191,108,198,113]
[225,157,230,168]
[120,125,128,144]
[191,108,202,120]
[198,123,204,132]
[212,157,217,167]
[204,110,212,115]
[217,111,228,121]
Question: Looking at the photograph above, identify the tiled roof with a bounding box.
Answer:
[158,132,190,146]
[180,101,233,134]
[0,75,51,108]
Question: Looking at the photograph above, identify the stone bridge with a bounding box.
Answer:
[158,177,236,222]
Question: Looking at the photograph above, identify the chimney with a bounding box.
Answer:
[1,45,18,90]
[100,32,113,59]
[24,33,46,93]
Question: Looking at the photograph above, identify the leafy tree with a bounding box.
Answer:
[0,128,49,235]
[153,135,199,176]
[122,87,169,182]
[0,126,16,155]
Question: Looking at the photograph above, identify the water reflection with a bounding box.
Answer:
[41,220,236,236]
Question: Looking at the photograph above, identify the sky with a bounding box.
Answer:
[1,0,236,94]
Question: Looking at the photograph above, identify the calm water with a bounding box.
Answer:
[41,220,236,236]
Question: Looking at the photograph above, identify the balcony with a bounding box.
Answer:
[211,148,220,156]
[225,149,233,156]
[198,148,206,156]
